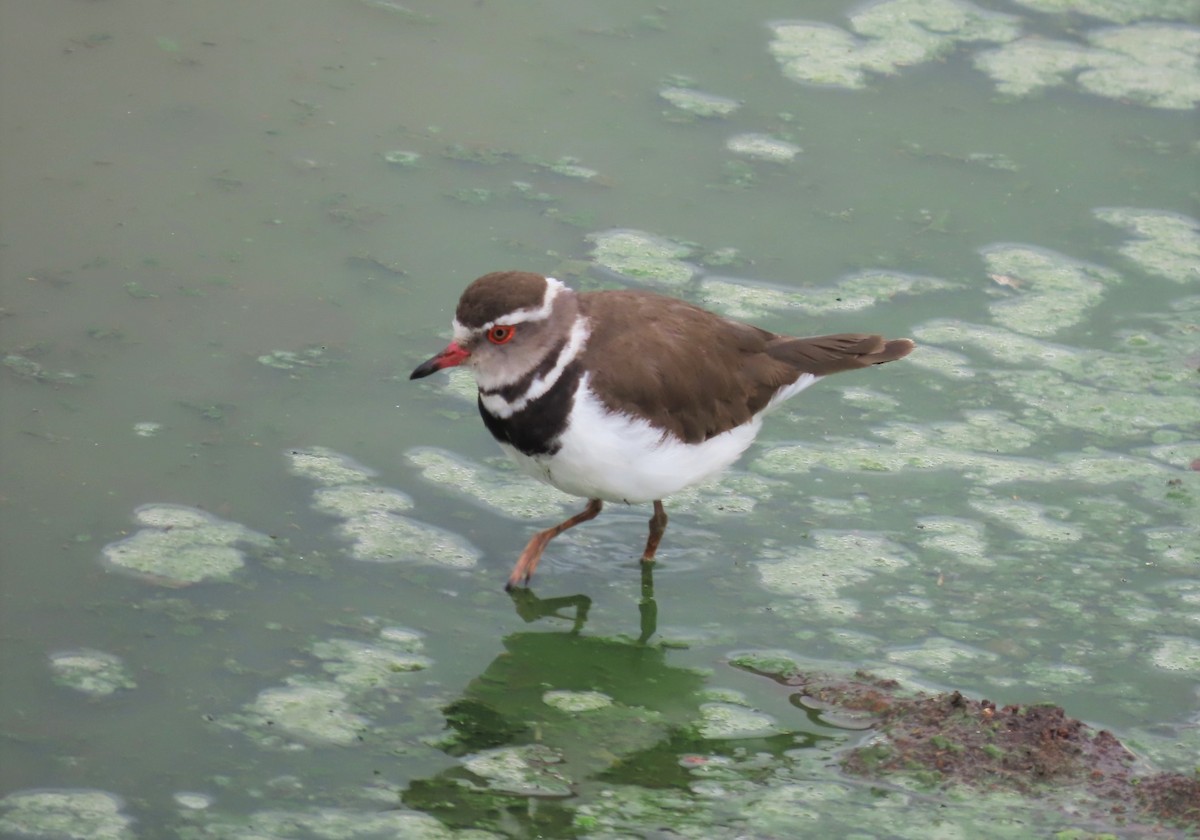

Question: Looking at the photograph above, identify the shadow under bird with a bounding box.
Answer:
[411,271,915,590]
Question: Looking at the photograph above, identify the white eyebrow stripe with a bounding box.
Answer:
[486,277,564,328]
[452,320,471,344]
[452,277,565,342]
[479,315,590,418]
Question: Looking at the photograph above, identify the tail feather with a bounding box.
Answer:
[766,333,915,376]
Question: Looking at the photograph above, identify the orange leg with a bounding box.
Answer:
[641,500,668,562]
[506,498,603,590]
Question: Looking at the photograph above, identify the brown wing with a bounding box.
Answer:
[580,291,795,443]
[581,291,915,444]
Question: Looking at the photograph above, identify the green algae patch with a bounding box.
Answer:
[886,637,999,676]
[543,689,613,713]
[312,484,414,518]
[1149,637,1200,675]
[661,470,775,517]
[405,446,571,520]
[755,420,1057,486]
[1012,0,1196,23]
[725,133,801,163]
[769,0,1020,90]
[312,632,432,690]
[1080,24,1200,110]
[383,148,422,167]
[287,446,377,486]
[916,516,992,567]
[336,513,479,567]
[1143,525,1200,572]
[132,421,162,437]
[292,447,480,568]
[659,84,741,118]
[173,792,212,811]
[990,368,1199,439]
[968,498,1082,544]
[695,277,800,319]
[537,156,602,183]
[101,504,272,586]
[768,22,875,89]
[902,343,976,379]
[257,345,332,371]
[902,142,1021,172]
[0,789,134,840]
[698,270,952,320]
[879,410,1036,455]
[186,805,472,840]
[695,701,782,739]
[247,682,370,746]
[440,366,482,402]
[974,37,1095,99]
[48,650,136,697]
[982,244,1121,337]
[911,319,1200,441]
[462,744,573,797]
[220,623,438,750]
[3,353,83,385]
[587,228,697,287]
[1094,207,1200,284]
[975,23,1200,110]
[756,532,913,621]
[726,651,803,680]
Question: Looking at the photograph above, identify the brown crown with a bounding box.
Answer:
[455,271,550,328]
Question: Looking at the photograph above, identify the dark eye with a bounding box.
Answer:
[487,325,516,345]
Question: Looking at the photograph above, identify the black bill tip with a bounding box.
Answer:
[410,356,442,380]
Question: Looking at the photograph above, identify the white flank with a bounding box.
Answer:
[502,370,823,502]
[766,372,818,408]
[479,317,591,418]
[501,375,758,503]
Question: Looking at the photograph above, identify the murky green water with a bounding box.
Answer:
[1,0,1197,837]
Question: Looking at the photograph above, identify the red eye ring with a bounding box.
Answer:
[487,325,516,345]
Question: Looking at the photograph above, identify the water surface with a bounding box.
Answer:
[1,0,1197,836]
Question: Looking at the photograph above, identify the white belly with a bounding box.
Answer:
[499,374,814,503]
